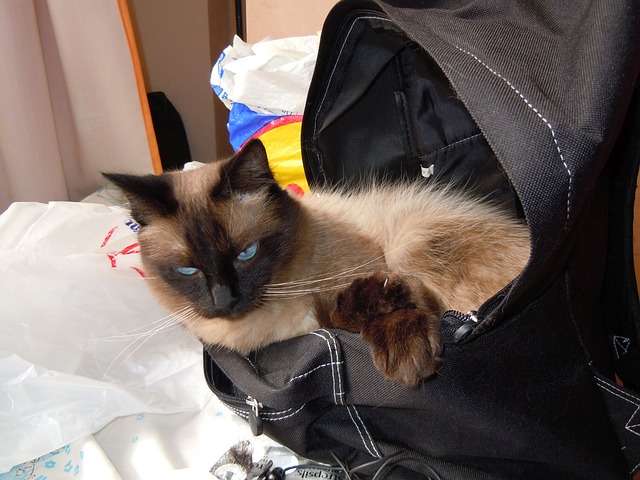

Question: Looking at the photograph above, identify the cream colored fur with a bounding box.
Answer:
[140,168,529,354]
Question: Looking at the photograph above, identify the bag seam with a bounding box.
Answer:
[312,329,381,458]
[225,403,306,421]
[347,405,382,458]
[594,375,640,474]
[311,329,345,405]
[453,45,573,221]
[288,361,345,383]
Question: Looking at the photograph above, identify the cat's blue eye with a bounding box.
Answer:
[176,266,199,276]
[237,242,258,261]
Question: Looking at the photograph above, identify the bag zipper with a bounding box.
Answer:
[209,390,265,436]
[443,309,481,343]
[203,355,266,436]
[444,291,507,343]
[246,396,264,436]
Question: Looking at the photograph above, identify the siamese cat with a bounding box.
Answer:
[105,139,529,386]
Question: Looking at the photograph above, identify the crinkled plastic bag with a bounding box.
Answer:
[0,202,210,473]
[211,34,319,116]
[210,35,319,150]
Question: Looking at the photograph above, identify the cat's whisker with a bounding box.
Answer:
[101,327,173,381]
[101,329,167,382]
[100,306,198,381]
[264,283,352,294]
[94,306,192,341]
[173,306,201,330]
[264,237,423,292]
[266,265,374,289]
[265,269,374,291]
[262,282,353,299]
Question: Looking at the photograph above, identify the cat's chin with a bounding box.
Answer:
[185,309,310,356]
[180,294,320,355]
[200,310,252,322]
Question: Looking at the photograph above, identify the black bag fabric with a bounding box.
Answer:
[204,1,640,478]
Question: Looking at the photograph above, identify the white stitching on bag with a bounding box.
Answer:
[595,376,640,436]
[594,376,640,474]
[226,404,306,421]
[347,405,382,458]
[312,330,382,459]
[262,405,307,421]
[454,45,573,221]
[311,329,345,405]
[323,329,345,405]
[288,361,345,383]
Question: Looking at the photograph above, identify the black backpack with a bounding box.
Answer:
[204,1,640,478]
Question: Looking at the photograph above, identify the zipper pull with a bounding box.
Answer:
[246,396,263,436]
[452,310,480,343]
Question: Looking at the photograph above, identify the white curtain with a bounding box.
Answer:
[0,0,157,213]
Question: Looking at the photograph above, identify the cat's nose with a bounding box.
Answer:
[211,283,236,309]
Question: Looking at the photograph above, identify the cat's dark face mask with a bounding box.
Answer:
[103,139,302,320]
[163,203,297,319]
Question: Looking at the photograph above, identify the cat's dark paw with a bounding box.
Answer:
[332,272,413,330]
[362,305,442,387]
[333,273,443,386]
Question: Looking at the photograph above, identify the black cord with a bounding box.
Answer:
[369,453,443,480]
[349,451,407,476]
[333,450,442,480]
[330,451,356,480]
[277,450,443,480]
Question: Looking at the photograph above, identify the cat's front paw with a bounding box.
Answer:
[332,272,414,331]
[362,303,442,387]
[333,273,443,386]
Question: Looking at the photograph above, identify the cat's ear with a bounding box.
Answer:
[102,172,178,226]
[217,139,277,196]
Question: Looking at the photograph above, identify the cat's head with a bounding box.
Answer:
[104,139,302,321]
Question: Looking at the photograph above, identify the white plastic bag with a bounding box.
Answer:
[211,34,320,117]
[0,202,210,473]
